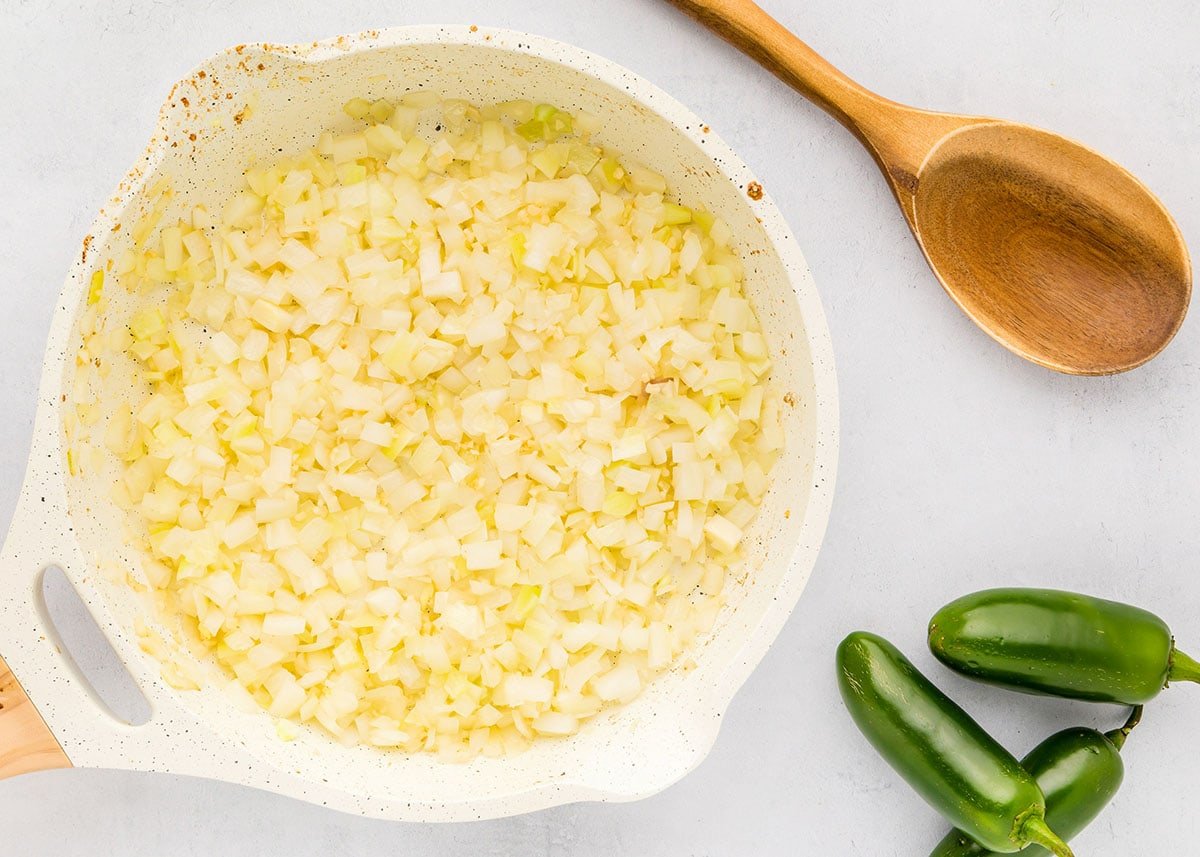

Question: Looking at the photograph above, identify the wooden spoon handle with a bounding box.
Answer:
[663,0,972,194]
[0,653,71,779]
[663,0,891,138]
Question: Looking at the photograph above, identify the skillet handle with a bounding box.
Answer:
[0,652,72,779]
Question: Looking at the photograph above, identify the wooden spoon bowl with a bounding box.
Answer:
[667,0,1191,375]
[915,122,1190,374]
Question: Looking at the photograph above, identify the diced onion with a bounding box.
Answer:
[110,95,784,758]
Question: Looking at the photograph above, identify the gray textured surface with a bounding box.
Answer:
[2,0,1199,854]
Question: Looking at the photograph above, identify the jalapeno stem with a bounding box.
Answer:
[1019,816,1075,857]
[1105,705,1143,750]
[1168,647,1200,685]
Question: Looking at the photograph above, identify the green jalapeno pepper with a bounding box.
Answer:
[837,632,1074,856]
[930,707,1142,857]
[928,588,1200,704]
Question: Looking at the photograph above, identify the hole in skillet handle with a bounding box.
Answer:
[37,566,152,726]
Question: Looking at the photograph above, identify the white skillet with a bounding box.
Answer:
[0,26,837,821]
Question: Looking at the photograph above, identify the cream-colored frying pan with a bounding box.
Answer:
[0,27,837,821]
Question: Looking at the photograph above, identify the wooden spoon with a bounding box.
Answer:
[666,0,1191,374]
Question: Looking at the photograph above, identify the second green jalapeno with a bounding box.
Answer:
[837,632,1074,856]
[928,588,1200,705]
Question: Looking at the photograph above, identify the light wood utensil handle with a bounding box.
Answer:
[0,653,71,779]
[663,0,968,191]
[664,0,885,133]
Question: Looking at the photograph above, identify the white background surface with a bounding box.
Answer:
[2,0,1199,854]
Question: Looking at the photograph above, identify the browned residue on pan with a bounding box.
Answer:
[746,181,763,201]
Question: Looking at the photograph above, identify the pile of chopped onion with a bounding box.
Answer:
[110,94,783,757]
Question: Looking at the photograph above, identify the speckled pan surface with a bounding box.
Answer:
[0,26,837,821]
